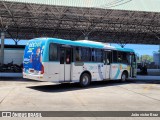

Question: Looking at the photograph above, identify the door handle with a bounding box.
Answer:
[55,73,59,74]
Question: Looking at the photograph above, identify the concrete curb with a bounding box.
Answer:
[131,75,160,80]
[0,73,22,77]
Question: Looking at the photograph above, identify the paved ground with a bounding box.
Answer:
[0,77,160,120]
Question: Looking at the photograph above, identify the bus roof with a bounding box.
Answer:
[30,37,135,53]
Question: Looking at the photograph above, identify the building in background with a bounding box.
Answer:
[0,45,24,65]
[153,52,160,66]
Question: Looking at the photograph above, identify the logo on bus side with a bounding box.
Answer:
[28,41,42,48]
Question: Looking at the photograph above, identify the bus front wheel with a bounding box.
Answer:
[80,73,91,87]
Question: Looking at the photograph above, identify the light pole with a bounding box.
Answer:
[159,44,160,71]
[0,26,8,66]
[0,31,5,66]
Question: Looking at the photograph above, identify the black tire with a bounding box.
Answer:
[121,72,127,82]
[80,73,91,87]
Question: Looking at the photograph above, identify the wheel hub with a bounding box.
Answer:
[82,76,88,85]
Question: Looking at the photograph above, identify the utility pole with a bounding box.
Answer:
[0,26,7,66]
[159,44,160,71]
[0,31,5,66]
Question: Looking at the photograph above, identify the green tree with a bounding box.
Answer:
[141,55,153,63]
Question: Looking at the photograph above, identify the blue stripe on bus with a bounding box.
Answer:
[113,68,120,79]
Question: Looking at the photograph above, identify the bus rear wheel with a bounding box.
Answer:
[80,73,91,87]
[121,72,127,82]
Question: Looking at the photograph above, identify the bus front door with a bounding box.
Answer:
[129,53,137,78]
[104,51,111,79]
[59,47,72,82]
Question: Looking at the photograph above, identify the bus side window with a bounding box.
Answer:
[92,49,95,61]
[93,49,103,62]
[104,51,112,65]
[109,51,113,64]
[122,52,129,64]
[118,52,130,64]
[103,51,106,64]
[75,47,81,61]
[81,47,91,62]
[60,48,65,64]
[126,53,130,64]
[65,48,71,64]
[107,52,112,65]
[96,49,102,62]
[112,51,117,63]
[49,43,58,61]
[117,51,123,63]
[101,50,104,62]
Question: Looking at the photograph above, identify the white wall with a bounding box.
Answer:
[0,49,24,65]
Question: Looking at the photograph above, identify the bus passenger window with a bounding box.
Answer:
[118,53,122,63]
[81,47,91,62]
[66,49,71,64]
[122,52,129,64]
[93,49,102,62]
[60,49,64,64]
[104,52,112,65]
[75,47,81,61]
[49,43,58,61]
[113,51,117,63]
[92,49,95,61]
[118,52,129,64]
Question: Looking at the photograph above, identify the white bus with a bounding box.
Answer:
[23,38,137,87]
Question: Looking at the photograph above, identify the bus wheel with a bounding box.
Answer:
[80,73,91,87]
[121,72,127,82]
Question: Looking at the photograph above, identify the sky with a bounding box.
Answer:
[0,39,159,56]
[111,43,159,56]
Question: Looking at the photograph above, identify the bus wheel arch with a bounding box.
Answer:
[121,70,128,82]
[79,71,91,87]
